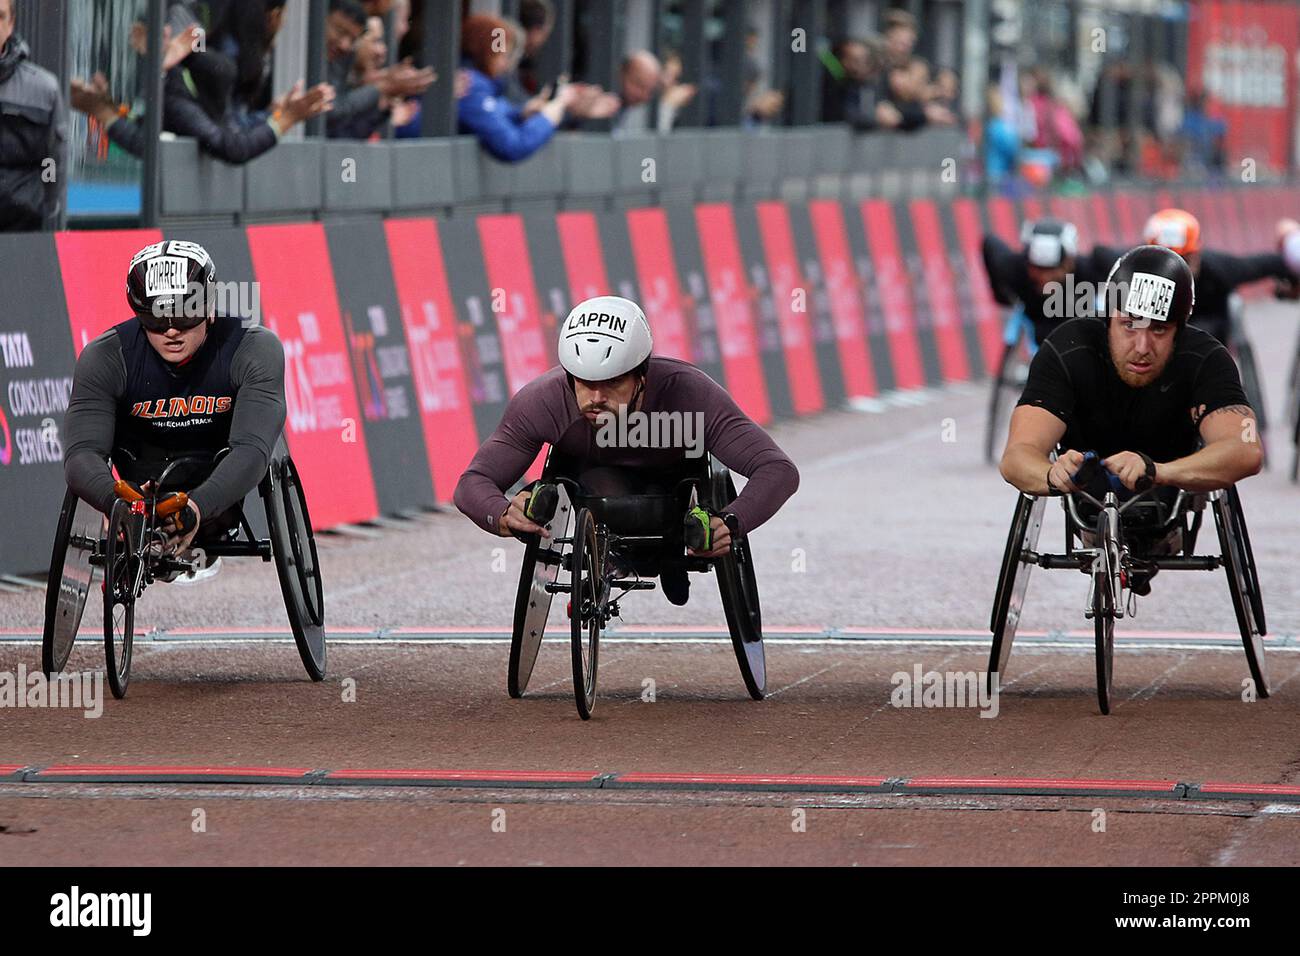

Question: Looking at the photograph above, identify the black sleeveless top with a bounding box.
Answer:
[112,316,246,485]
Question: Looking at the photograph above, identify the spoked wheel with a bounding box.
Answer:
[102,500,139,700]
[42,489,103,676]
[263,458,326,681]
[1092,511,1119,716]
[508,484,573,698]
[709,460,765,699]
[984,344,1028,465]
[1214,488,1269,697]
[987,493,1045,695]
[569,508,601,720]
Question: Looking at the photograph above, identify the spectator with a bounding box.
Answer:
[513,0,555,99]
[743,29,783,127]
[459,13,575,161]
[69,13,333,165]
[932,67,961,119]
[1179,90,1227,175]
[880,8,918,70]
[655,51,697,132]
[0,0,65,231]
[326,0,434,139]
[820,38,899,131]
[883,61,927,131]
[983,83,1020,194]
[187,0,285,114]
[1025,68,1083,175]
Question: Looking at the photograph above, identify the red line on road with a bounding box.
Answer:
[615,772,890,787]
[1196,782,1300,797]
[903,776,1180,793]
[325,769,600,784]
[33,764,314,778]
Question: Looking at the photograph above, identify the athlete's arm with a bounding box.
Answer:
[1000,340,1084,494]
[688,372,799,534]
[1157,406,1263,492]
[187,325,287,518]
[62,331,127,515]
[1212,250,1292,290]
[981,235,1018,307]
[453,376,559,536]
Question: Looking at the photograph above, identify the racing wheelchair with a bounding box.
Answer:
[508,451,765,720]
[989,453,1267,714]
[984,306,1036,465]
[42,446,325,698]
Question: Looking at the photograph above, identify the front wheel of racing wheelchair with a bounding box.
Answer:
[988,459,1269,712]
[508,452,766,719]
[41,450,327,696]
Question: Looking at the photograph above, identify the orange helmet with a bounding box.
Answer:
[1142,208,1201,257]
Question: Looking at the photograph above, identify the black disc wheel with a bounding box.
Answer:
[103,500,138,700]
[709,460,765,699]
[569,508,600,720]
[1214,489,1269,698]
[43,489,102,676]
[987,493,1045,694]
[264,458,326,681]
[509,485,573,698]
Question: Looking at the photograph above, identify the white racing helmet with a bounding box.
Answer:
[558,295,653,381]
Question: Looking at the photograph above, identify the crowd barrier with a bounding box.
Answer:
[1,184,1296,575]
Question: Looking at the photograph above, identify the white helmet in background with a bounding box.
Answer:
[558,295,653,381]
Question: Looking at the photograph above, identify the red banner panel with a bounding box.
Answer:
[476,214,552,396]
[625,207,694,363]
[807,199,876,398]
[693,204,772,424]
[1089,193,1119,247]
[1019,196,1044,223]
[951,198,1003,374]
[555,211,611,304]
[1111,191,1141,245]
[908,199,971,383]
[1048,196,1092,248]
[755,201,824,414]
[859,199,924,390]
[246,223,377,527]
[384,218,481,503]
[57,229,163,354]
[1188,1,1299,175]
[986,197,1019,245]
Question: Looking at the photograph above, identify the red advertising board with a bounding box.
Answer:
[57,229,162,353]
[384,218,480,503]
[986,197,1019,245]
[625,207,693,362]
[755,201,824,414]
[246,223,378,527]
[694,204,772,424]
[555,211,611,304]
[1111,191,1141,245]
[807,199,876,397]
[1187,1,1299,174]
[1089,193,1118,246]
[476,214,552,396]
[908,199,971,383]
[859,199,924,390]
[951,198,1003,374]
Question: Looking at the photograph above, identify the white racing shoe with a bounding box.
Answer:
[172,552,222,586]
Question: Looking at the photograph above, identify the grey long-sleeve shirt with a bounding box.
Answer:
[63,321,286,518]
[454,357,800,536]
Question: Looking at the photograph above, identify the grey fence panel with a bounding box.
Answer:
[856,133,893,175]
[781,128,818,180]
[451,137,483,203]
[702,128,744,184]
[813,125,852,175]
[560,133,615,197]
[323,141,393,211]
[662,132,705,191]
[160,139,244,217]
[613,134,660,195]
[742,130,781,192]
[391,139,458,209]
[244,141,324,214]
[509,138,565,198]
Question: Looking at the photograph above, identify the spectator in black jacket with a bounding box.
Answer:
[325,0,433,139]
[820,39,900,131]
[0,0,66,231]
[69,13,333,165]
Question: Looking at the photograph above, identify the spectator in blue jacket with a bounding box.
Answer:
[458,13,575,163]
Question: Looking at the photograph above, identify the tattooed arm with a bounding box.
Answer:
[1156,404,1263,491]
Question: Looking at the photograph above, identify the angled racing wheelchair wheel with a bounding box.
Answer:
[987,493,1045,695]
[102,500,139,700]
[43,489,103,676]
[1214,488,1269,698]
[509,483,574,698]
[263,458,326,681]
[1093,511,1118,716]
[709,459,765,700]
[569,507,601,720]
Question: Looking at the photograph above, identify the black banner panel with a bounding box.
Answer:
[325,221,436,513]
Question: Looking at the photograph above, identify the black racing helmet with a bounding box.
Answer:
[1103,244,1195,331]
[1021,218,1078,268]
[126,240,217,332]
